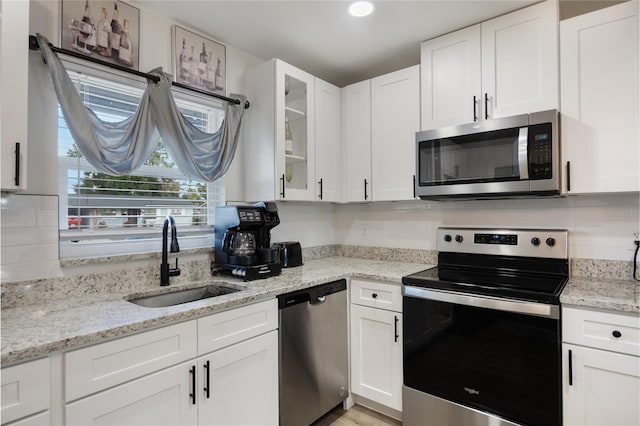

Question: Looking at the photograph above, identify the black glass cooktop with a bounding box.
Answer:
[402,253,568,304]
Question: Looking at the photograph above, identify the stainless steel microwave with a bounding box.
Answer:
[415,110,560,200]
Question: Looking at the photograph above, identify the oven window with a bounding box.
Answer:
[419,127,521,186]
[403,296,561,426]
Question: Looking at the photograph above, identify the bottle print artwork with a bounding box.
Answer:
[109,3,122,60]
[179,38,190,82]
[96,7,111,57]
[118,19,133,66]
[81,0,96,51]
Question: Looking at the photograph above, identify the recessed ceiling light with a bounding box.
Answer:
[348,1,374,17]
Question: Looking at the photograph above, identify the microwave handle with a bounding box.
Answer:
[518,127,529,180]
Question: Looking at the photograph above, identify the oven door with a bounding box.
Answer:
[403,286,561,426]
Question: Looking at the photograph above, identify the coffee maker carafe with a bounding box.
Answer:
[214,202,281,280]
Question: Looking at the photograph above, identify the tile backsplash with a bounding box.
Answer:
[1,194,62,282]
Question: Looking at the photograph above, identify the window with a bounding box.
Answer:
[58,66,226,259]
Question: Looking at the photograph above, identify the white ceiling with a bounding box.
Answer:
[139,0,539,87]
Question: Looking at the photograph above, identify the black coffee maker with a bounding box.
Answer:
[214,202,282,280]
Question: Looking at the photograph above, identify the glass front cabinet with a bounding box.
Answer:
[244,59,316,201]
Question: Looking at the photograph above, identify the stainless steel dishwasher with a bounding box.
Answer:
[278,279,349,426]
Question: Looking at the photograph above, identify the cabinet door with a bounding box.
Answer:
[1,358,50,424]
[344,80,372,202]
[0,0,29,191]
[350,304,402,411]
[420,25,481,130]
[371,66,420,201]
[315,78,342,202]
[481,0,558,119]
[563,344,640,426]
[65,361,198,426]
[199,331,278,426]
[560,1,639,194]
[65,320,198,402]
[277,60,316,201]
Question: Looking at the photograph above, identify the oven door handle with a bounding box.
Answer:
[403,286,559,319]
[518,127,529,180]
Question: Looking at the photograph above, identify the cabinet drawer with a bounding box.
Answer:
[350,279,402,312]
[563,307,640,356]
[65,320,197,402]
[198,299,278,355]
[1,358,50,424]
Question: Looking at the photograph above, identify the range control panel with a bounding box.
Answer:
[437,227,568,259]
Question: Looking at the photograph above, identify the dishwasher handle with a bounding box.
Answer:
[278,279,346,309]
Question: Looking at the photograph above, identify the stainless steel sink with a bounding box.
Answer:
[128,285,242,308]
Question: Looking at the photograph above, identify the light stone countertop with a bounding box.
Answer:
[4,255,639,366]
[1,257,430,365]
[561,277,640,314]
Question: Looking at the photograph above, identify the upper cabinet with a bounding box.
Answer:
[244,59,316,201]
[315,78,342,202]
[420,0,558,130]
[1,0,29,192]
[371,65,420,201]
[344,80,372,202]
[560,1,639,194]
[343,66,420,203]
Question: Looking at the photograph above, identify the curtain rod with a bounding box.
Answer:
[29,35,250,109]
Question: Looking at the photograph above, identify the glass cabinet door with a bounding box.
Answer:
[276,61,315,201]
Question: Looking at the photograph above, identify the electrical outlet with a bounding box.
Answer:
[634,232,639,240]
[361,224,369,241]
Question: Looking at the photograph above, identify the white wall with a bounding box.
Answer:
[334,194,640,261]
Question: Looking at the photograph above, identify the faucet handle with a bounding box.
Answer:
[169,258,181,277]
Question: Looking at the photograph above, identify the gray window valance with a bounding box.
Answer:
[36,33,245,182]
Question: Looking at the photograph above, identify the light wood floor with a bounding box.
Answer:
[312,404,401,426]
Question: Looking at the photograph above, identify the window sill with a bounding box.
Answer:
[59,247,212,268]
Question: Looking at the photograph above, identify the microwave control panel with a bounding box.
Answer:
[528,122,553,180]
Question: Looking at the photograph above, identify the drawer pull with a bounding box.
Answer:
[371,293,378,299]
[612,330,622,338]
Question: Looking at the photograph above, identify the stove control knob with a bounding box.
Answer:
[531,237,540,246]
[444,234,452,242]
[455,235,463,243]
[546,237,556,247]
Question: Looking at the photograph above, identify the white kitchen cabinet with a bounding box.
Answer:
[1,358,50,425]
[481,0,558,119]
[65,360,198,426]
[315,78,342,202]
[371,65,420,201]
[350,280,403,411]
[420,25,481,130]
[65,320,198,402]
[560,1,639,194]
[244,59,316,201]
[420,0,558,130]
[198,330,278,426]
[562,306,640,426]
[64,299,278,425]
[343,80,372,202]
[0,0,29,192]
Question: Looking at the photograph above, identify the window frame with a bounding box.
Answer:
[57,59,225,259]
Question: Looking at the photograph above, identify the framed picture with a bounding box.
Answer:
[173,25,226,96]
[61,0,140,70]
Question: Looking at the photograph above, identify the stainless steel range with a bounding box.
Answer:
[402,227,568,426]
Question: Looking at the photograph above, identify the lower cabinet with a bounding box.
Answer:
[349,280,403,412]
[66,361,198,426]
[66,331,279,426]
[562,344,639,426]
[0,358,50,425]
[562,306,640,426]
[63,299,278,426]
[198,330,278,426]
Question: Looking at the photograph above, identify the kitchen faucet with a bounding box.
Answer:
[160,215,181,286]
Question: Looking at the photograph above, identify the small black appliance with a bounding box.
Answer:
[214,202,281,280]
